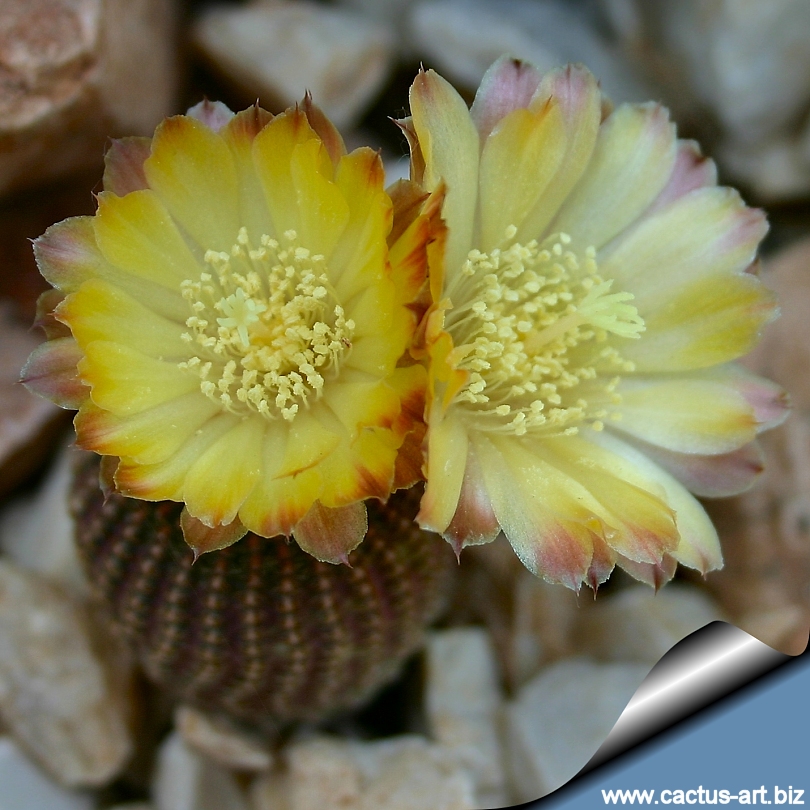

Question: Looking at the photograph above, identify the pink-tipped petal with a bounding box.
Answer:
[471,55,543,142]
[726,366,790,431]
[647,139,718,215]
[186,99,235,133]
[34,217,106,294]
[20,337,86,409]
[293,500,368,565]
[621,436,765,498]
[587,532,617,592]
[444,444,501,556]
[103,137,152,196]
[181,507,247,560]
[617,553,677,590]
[33,289,70,339]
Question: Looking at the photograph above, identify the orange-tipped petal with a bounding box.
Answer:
[181,507,247,560]
[293,500,367,565]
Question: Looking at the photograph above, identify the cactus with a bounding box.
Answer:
[70,453,456,724]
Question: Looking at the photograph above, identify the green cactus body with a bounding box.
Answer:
[70,453,456,723]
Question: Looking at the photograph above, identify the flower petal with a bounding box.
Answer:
[290,138,350,260]
[478,99,567,252]
[470,55,543,142]
[36,216,187,320]
[303,93,346,166]
[611,374,759,454]
[598,187,768,305]
[330,147,390,301]
[443,440,500,555]
[587,430,722,574]
[114,412,239,501]
[220,105,276,243]
[79,341,199,415]
[293,500,367,564]
[238,421,322,536]
[647,139,718,215]
[20,337,86,409]
[253,107,319,238]
[620,271,777,372]
[418,410,470,536]
[539,436,679,565]
[144,115,241,252]
[182,416,265,527]
[74,392,220,465]
[103,137,152,196]
[58,279,188,359]
[616,553,677,590]
[93,190,202,290]
[516,64,602,242]
[186,99,235,133]
[180,507,247,560]
[550,102,677,249]
[621,436,765,498]
[474,434,595,589]
[409,68,480,281]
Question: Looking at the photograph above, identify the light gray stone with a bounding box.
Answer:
[153,731,249,810]
[408,0,656,104]
[577,585,723,664]
[284,734,476,810]
[0,737,93,810]
[175,705,273,772]
[0,561,132,787]
[504,658,650,801]
[193,0,393,129]
[0,0,178,197]
[0,443,88,596]
[510,571,581,686]
[424,628,505,802]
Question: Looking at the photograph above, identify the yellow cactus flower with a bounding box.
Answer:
[23,99,440,562]
[403,57,788,589]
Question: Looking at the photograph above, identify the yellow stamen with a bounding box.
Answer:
[444,230,644,437]
[178,228,354,421]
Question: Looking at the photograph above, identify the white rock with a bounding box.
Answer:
[0,0,178,196]
[153,731,249,810]
[249,770,291,810]
[504,658,650,801]
[285,734,476,810]
[408,0,656,104]
[509,571,581,687]
[0,561,132,787]
[175,705,273,772]
[424,629,505,803]
[0,443,88,596]
[193,0,393,129]
[577,585,724,664]
[0,737,93,810]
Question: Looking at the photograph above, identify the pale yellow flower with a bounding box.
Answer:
[404,58,787,589]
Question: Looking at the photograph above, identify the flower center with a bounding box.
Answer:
[179,227,354,421]
[443,229,644,437]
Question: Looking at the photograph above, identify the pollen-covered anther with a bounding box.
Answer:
[444,229,645,437]
[178,228,353,421]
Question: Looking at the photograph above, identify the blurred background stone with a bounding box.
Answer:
[705,239,810,655]
[408,0,658,105]
[503,658,651,801]
[0,304,66,499]
[0,0,179,199]
[0,560,133,787]
[192,0,394,129]
[600,0,810,201]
